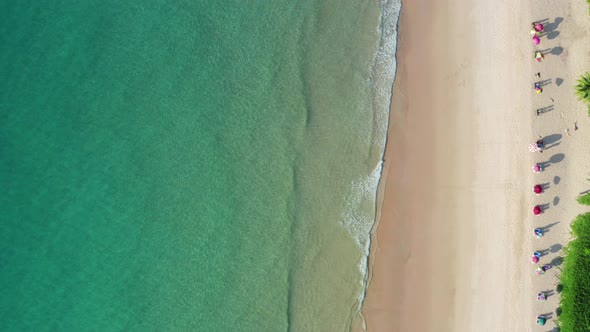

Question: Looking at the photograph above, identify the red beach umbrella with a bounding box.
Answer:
[532,256,539,264]
[533,205,542,215]
[533,35,540,45]
[534,185,543,194]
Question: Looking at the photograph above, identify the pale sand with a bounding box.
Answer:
[360,0,590,331]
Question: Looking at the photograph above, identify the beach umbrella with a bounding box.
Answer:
[534,185,543,194]
[537,316,547,326]
[535,23,544,32]
[532,255,539,263]
[533,164,542,172]
[533,35,540,45]
[533,205,542,215]
[529,143,539,152]
[536,267,545,275]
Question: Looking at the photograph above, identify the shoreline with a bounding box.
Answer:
[360,0,590,330]
[360,0,475,329]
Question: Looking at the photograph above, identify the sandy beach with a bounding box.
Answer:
[360,0,590,331]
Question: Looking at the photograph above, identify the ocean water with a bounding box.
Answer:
[0,1,400,331]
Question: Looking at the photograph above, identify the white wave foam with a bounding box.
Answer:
[370,0,402,150]
[340,0,401,328]
[341,161,383,293]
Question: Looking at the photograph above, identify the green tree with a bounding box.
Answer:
[578,193,590,206]
[574,73,590,103]
[575,73,590,116]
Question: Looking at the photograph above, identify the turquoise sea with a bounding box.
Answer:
[0,1,400,330]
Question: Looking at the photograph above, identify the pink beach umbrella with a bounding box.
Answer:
[534,185,543,194]
[529,143,539,152]
[532,256,540,264]
[533,164,542,173]
[533,35,540,45]
[533,205,543,215]
[535,23,544,32]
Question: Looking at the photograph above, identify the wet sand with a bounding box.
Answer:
[361,0,476,330]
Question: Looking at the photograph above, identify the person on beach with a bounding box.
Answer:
[535,72,541,78]
[536,140,544,153]
[536,109,541,116]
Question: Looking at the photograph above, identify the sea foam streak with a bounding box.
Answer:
[340,0,401,323]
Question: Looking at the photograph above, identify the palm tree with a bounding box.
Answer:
[574,73,590,103]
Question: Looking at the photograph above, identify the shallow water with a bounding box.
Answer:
[0,0,399,330]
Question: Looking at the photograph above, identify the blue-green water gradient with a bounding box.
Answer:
[0,0,396,330]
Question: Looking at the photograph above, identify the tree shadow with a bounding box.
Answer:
[553,196,560,206]
[555,307,562,317]
[556,78,564,86]
[554,176,560,185]
[556,284,563,293]
[550,46,563,55]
